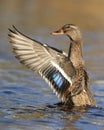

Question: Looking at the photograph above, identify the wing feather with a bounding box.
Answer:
[8,26,76,102]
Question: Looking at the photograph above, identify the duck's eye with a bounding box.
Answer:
[62,25,71,32]
[64,25,70,29]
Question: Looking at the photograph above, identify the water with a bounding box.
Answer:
[0,1,104,130]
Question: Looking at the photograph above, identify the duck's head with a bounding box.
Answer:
[51,24,82,42]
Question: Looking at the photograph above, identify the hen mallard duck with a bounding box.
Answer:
[8,24,96,107]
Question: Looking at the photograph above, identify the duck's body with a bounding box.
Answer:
[8,24,96,107]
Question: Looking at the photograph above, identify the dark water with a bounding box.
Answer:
[0,1,104,130]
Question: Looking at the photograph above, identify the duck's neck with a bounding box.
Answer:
[68,39,84,68]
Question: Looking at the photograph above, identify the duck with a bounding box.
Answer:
[8,24,96,107]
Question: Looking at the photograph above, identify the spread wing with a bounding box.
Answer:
[8,26,76,102]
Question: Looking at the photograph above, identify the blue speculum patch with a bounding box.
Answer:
[52,73,63,89]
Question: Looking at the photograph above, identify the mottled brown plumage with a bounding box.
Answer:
[8,24,96,107]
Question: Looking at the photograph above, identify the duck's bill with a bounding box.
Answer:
[51,29,64,35]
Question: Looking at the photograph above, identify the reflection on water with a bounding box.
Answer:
[0,1,104,130]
